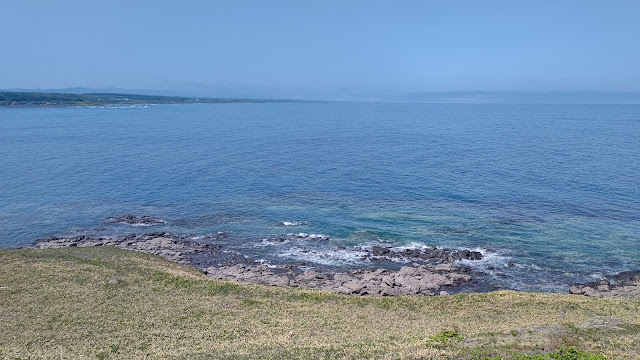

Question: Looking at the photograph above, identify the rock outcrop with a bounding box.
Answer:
[363,245,482,263]
[569,271,640,299]
[30,233,220,264]
[205,262,472,296]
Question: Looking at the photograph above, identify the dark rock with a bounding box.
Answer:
[364,245,482,263]
[204,262,473,297]
[261,233,330,243]
[371,246,391,256]
[30,232,221,265]
[107,215,166,226]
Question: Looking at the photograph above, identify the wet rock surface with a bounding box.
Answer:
[260,233,331,243]
[30,233,221,264]
[106,215,167,226]
[569,271,640,299]
[30,232,479,296]
[363,245,482,263]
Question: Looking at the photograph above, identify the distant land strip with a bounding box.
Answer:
[0,91,309,107]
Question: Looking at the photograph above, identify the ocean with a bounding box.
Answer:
[1,102,639,292]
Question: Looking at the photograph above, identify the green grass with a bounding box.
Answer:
[473,347,606,359]
[430,330,464,344]
[1,247,638,359]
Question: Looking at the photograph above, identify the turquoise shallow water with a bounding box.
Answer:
[1,102,639,291]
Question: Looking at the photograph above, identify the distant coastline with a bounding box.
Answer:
[0,91,308,108]
[5,89,640,105]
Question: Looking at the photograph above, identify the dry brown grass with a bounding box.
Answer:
[0,247,638,359]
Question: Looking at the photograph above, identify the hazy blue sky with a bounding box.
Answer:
[2,1,640,97]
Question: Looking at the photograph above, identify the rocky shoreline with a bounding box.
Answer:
[30,232,221,265]
[29,231,480,296]
[569,271,640,299]
[205,262,472,296]
[27,222,640,299]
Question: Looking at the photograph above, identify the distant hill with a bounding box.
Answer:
[4,88,640,105]
[4,87,205,97]
[0,91,303,107]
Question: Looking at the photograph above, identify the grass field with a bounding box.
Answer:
[1,247,638,359]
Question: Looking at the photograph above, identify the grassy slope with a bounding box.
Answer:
[0,247,638,359]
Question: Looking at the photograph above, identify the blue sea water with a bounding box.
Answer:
[1,102,639,292]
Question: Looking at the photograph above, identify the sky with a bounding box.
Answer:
[2,1,640,98]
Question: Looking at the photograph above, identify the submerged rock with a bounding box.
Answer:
[106,215,166,226]
[261,233,331,243]
[365,245,482,263]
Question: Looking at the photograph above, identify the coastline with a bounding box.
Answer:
[29,232,479,297]
[0,90,312,108]
[26,217,640,299]
[0,100,303,108]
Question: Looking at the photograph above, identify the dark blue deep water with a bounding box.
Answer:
[1,102,639,291]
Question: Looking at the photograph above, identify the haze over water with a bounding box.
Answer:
[1,102,638,292]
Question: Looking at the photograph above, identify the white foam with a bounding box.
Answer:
[361,242,510,267]
[291,233,330,240]
[514,262,543,271]
[256,238,289,247]
[256,259,277,268]
[389,242,432,252]
[282,221,307,226]
[588,273,605,280]
[257,233,330,246]
[455,247,510,267]
[107,217,167,226]
[277,246,368,266]
[308,234,330,240]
